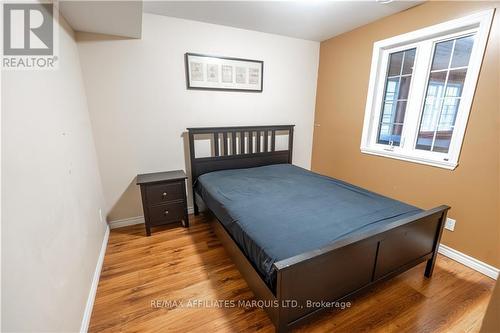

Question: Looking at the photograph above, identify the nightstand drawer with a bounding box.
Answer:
[148,202,185,226]
[137,170,189,236]
[146,182,184,205]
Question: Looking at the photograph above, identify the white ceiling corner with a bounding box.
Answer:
[60,1,143,38]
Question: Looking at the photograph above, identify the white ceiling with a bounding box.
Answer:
[60,1,143,38]
[143,1,421,42]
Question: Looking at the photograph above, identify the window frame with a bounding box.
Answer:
[360,10,494,170]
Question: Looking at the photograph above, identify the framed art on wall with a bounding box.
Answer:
[185,53,263,92]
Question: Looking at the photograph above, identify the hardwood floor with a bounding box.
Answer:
[89,214,495,333]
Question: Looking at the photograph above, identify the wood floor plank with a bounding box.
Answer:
[89,214,495,332]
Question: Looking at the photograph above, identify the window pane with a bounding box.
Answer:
[419,99,441,132]
[426,71,446,98]
[431,98,460,153]
[431,40,454,71]
[388,51,404,76]
[384,78,400,101]
[416,34,475,153]
[445,69,467,97]
[378,123,403,146]
[380,101,408,125]
[377,101,405,146]
[399,76,411,99]
[416,128,434,151]
[402,48,416,74]
[377,48,416,147]
[432,131,453,153]
[380,102,394,123]
[378,123,392,144]
[451,35,474,68]
[392,124,403,141]
[394,101,407,123]
[437,98,461,131]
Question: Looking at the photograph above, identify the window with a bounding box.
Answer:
[377,48,416,147]
[361,10,493,169]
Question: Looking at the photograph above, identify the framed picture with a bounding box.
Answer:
[185,53,263,92]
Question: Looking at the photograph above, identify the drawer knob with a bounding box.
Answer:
[162,192,167,197]
[164,210,169,215]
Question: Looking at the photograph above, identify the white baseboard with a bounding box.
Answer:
[109,215,144,229]
[438,244,499,280]
[80,224,110,333]
[108,207,194,229]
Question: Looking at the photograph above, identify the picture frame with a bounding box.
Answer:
[185,53,264,92]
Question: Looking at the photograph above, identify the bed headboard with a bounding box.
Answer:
[187,125,294,184]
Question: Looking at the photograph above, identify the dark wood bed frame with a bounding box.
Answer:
[187,125,450,332]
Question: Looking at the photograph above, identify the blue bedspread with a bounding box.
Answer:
[196,164,421,291]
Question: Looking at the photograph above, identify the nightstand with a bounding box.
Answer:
[137,170,189,236]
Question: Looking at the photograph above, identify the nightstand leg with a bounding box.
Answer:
[184,214,189,228]
[146,225,151,236]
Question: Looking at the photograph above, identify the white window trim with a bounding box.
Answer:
[360,9,494,170]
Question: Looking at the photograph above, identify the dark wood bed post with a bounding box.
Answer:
[424,208,448,277]
[187,130,200,215]
[186,125,450,332]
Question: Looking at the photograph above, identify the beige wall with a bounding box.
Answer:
[312,2,500,267]
[76,13,320,222]
[1,15,107,332]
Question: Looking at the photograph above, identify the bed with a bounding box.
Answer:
[187,125,449,332]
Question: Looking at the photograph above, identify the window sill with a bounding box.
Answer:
[360,147,457,170]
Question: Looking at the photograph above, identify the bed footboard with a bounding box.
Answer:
[273,205,449,332]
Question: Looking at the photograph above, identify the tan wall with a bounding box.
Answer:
[312,2,500,267]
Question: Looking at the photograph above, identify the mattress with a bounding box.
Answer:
[195,164,422,291]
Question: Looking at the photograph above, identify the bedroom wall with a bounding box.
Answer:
[76,13,320,222]
[1,15,107,332]
[312,1,500,267]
